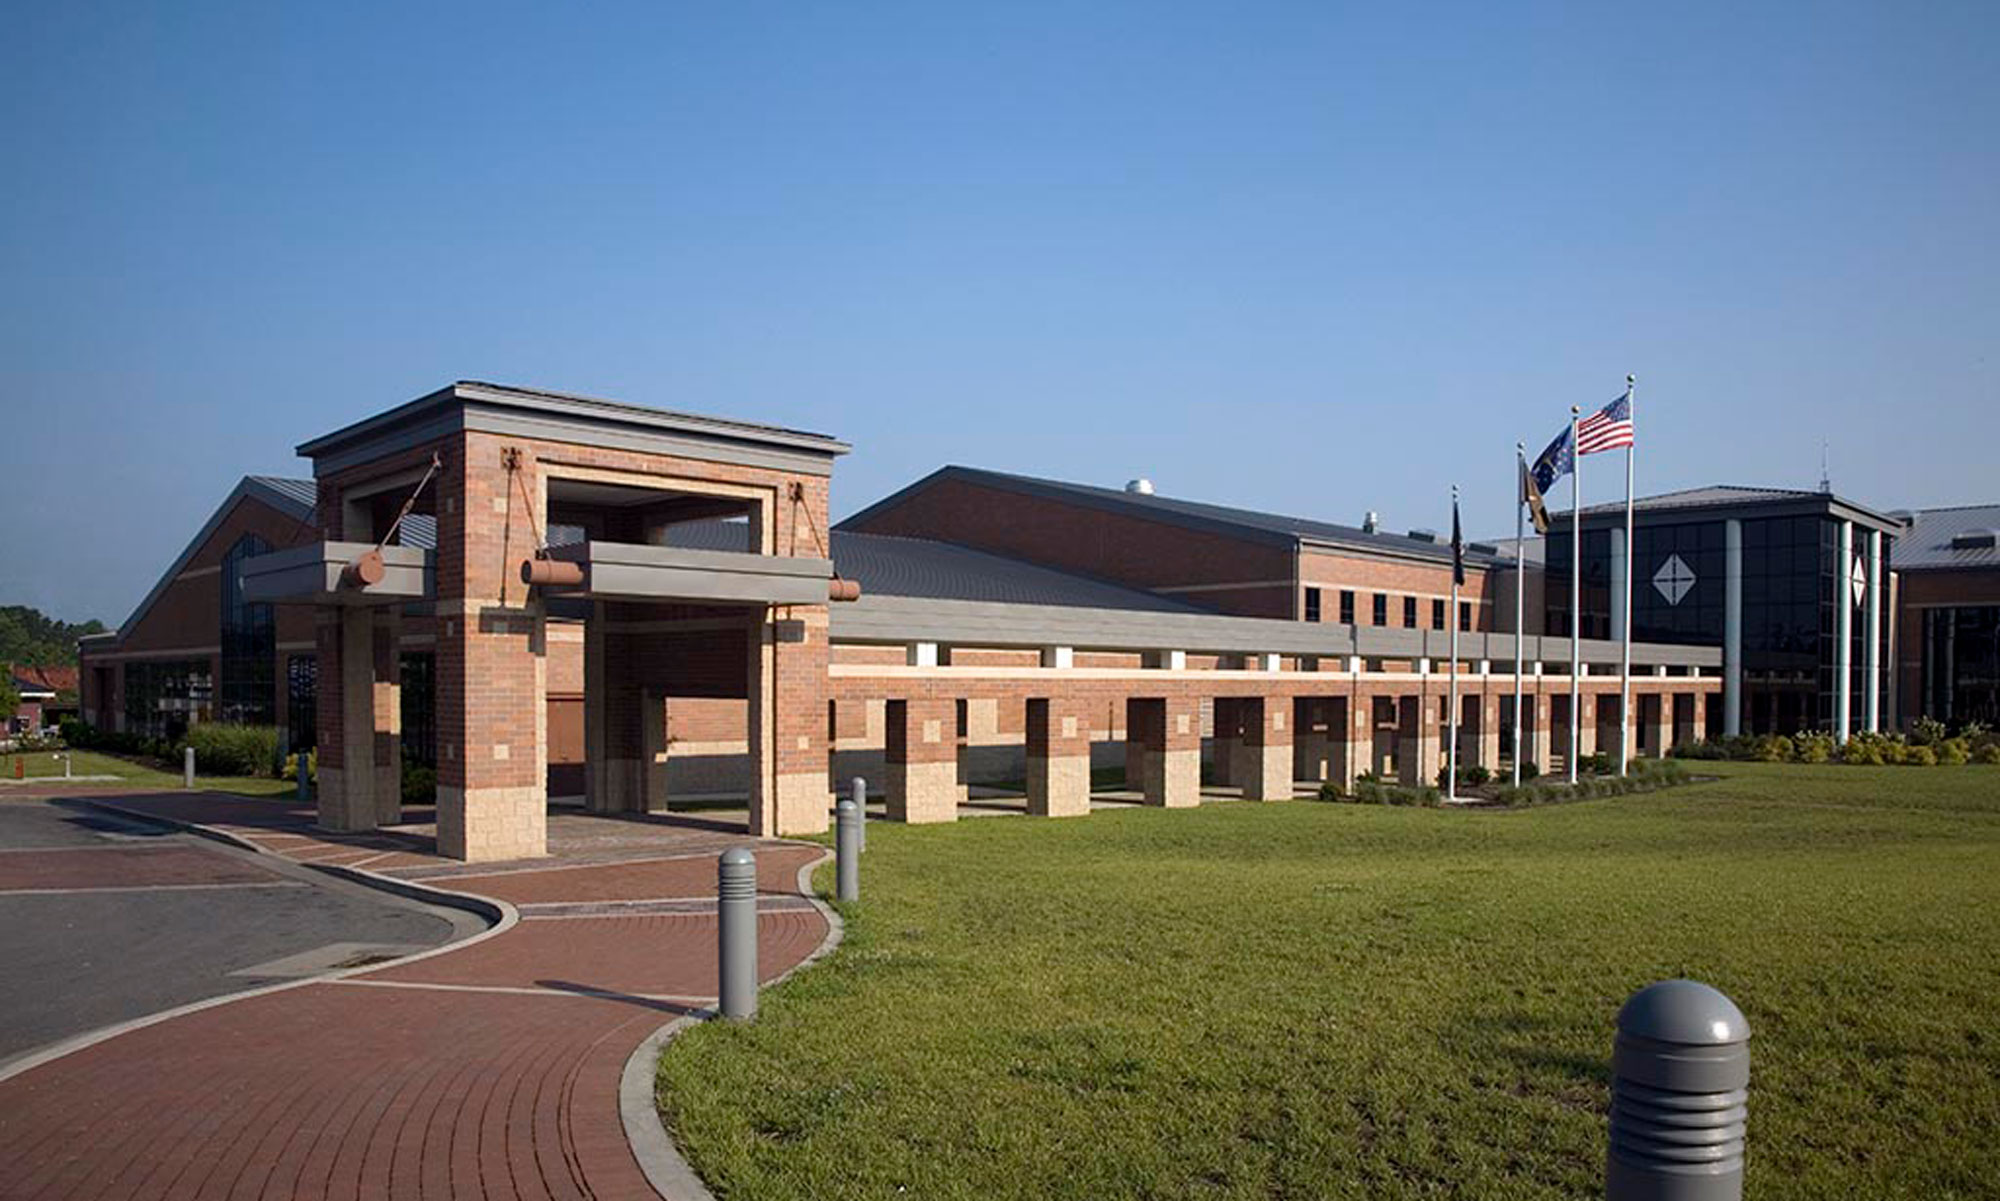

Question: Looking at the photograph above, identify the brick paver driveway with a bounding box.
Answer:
[0,794,832,1200]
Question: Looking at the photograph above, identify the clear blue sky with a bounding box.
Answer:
[4,1,1995,625]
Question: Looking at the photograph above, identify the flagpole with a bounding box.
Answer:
[1447,484,1460,802]
[1513,442,1526,788]
[1568,404,1581,784]
[1618,374,1636,776]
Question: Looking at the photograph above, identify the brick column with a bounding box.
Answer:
[1025,697,1091,817]
[315,606,376,832]
[1648,692,1672,758]
[586,611,645,815]
[371,609,402,826]
[1527,694,1552,776]
[1477,694,1500,773]
[1238,696,1293,800]
[436,600,548,862]
[886,696,957,823]
[641,691,669,812]
[750,606,830,836]
[1130,696,1200,808]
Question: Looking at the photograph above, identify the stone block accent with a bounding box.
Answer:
[437,785,548,863]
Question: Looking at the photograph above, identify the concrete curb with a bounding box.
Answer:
[620,842,847,1201]
[0,797,521,1087]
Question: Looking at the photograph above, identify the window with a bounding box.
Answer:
[1403,597,1417,627]
[400,653,436,767]
[1339,590,1355,624]
[1372,593,1387,626]
[286,656,318,752]
[1460,601,1473,632]
[1304,587,1321,623]
[1431,599,1446,630]
[219,535,276,725]
[124,659,212,739]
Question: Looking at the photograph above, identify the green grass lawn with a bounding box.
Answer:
[0,747,291,797]
[657,763,2000,1200]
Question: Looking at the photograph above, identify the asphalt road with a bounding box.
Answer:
[0,799,480,1067]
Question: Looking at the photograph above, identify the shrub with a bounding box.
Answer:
[402,763,437,805]
[1840,735,1887,766]
[1974,743,2000,765]
[1518,761,1540,781]
[183,724,281,777]
[1580,752,1614,775]
[1902,744,1938,766]
[1936,738,1971,766]
[1461,764,1491,787]
[1909,716,1948,747]
[1749,734,1792,763]
[282,750,318,783]
[1791,731,1834,764]
[1672,740,1727,760]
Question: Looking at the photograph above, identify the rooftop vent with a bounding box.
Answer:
[1124,478,1155,495]
[1950,530,1998,551]
[1362,511,1380,534]
[1469,541,1499,556]
[1408,528,1438,543]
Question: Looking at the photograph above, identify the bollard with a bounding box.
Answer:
[836,797,861,902]
[1608,979,1751,1201]
[717,847,758,1021]
[851,776,867,853]
[184,746,196,789]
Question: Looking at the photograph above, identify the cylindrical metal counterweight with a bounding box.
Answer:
[717,847,759,1021]
[1607,979,1751,1201]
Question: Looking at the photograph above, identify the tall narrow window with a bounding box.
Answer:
[1460,601,1473,632]
[1339,590,1356,624]
[1372,594,1388,626]
[1432,599,1446,629]
[219,535,275,725]
[1403,597,1417,628]
[1304,588,1322,622]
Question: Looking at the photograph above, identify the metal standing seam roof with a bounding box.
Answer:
[660,519,1209,612]
[1893,503,2000,571]
[1566,484,1904,530]
[838,466,1505,566]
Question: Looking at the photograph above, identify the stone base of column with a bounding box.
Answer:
[1026,753,1091,817]
[315,767,374,833]
[1242,743,1292,801]
[438,785,548,863]
[774,772,830,835]
[1139,747,1200,808]
[888,760,958,823]
[373,755,403,827]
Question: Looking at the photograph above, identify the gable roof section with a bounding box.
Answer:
[10,665,77,697]
[1894,503,2000,571]
[839,466,1500,568]
[91,476,317,650]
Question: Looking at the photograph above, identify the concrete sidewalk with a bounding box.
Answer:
[0,792,834,1200]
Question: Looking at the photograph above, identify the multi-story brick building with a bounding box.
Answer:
[78,381,1741,861]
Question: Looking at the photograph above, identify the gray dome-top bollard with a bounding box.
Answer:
[1608,979,1751,1201]
[717,847,758,1021]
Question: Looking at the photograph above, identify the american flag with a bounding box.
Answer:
[1576,394,1635,455]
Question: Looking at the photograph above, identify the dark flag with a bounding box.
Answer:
[1521,456,1551,535]
[1451,495,1465,586]
[1526,425,1572,535]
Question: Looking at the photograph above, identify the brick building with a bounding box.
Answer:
[1892,504,2000,728]
[80,381,1734,861]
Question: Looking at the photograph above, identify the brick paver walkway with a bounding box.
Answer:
[0,793,833,1200]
